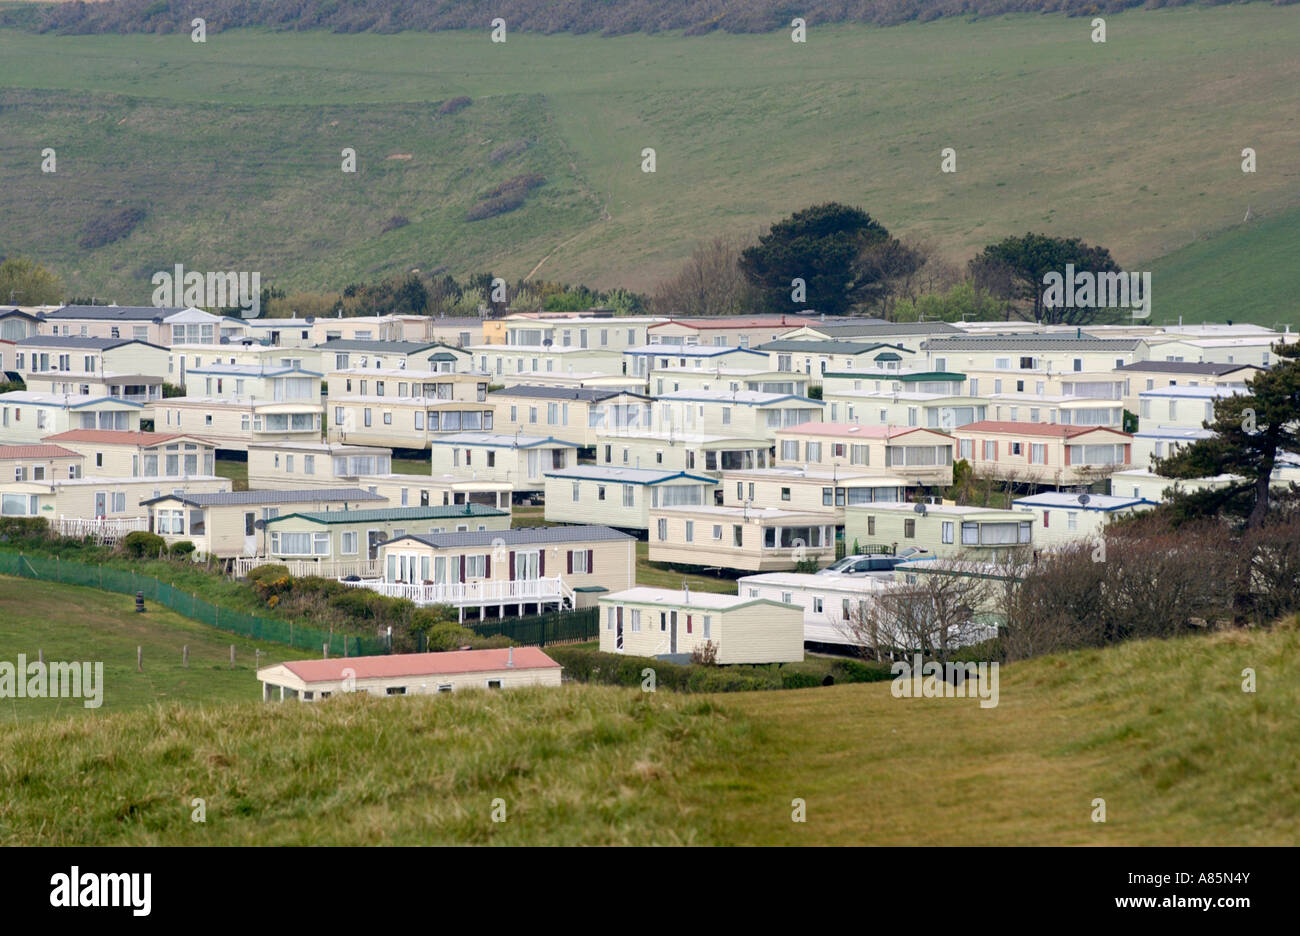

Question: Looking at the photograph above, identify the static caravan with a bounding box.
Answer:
[324,367,488,403]
[543,466,717,530]
[756,339,916,386]
[471,344,627,382]
[919,335,1150,374]
[718,466,907,519]
[360,474,513,513]
[646,316,817,349]
[624,344,769,380]
[1114,360,1261,415]
[318,339,474,373]
[429,433,577,494]
[985,393,1124,430]
[142,487,387,558]
[326,396,496,449]
[264,503,509,571]
[774,321,961,348]
[843,502,1033,560]
[42,429,218,480]
[736,571,899,649]
[0,392,141,444]
[0,443,82,485]
[247,441,393,489]
[595,430,773,475]
[652,389,824,442]
[489,386,653,448]
[647,366,808,398]
[821,388,989,431]
[1137,385,1240,431]
[952,420,1133,486]
[648,504,836,572]
[1011,492,1155,548]
[15,335,168,404]
[598,587,804,663]
[368,525,636,619]
[774,422,955,487]
[498,313,661,352]
[258,647,562,701]
[158,397,323,452]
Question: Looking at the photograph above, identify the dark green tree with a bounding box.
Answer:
[968,233,1121,325]
[739,203,894,315]
[1155,341,1300,529]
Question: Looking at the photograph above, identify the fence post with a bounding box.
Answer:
[137,646,143,672]
[229,645,235,669]
[183,645,189,668]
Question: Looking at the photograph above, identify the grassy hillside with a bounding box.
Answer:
[1,581,1295,842]
[1149,203,1300,327]
[0,575,312,722]
[0,6,1297,313]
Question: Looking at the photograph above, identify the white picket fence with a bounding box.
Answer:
[230,556,384,580]
[340,574,574,610]
[54,516,149,544]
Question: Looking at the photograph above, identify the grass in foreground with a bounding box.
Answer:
[634,540,736,594]
[4,604,1294,843]
[0,576,313,722]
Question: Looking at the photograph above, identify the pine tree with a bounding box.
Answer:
[1155,341,1300,528]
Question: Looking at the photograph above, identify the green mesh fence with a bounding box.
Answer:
[0,551,387,657]
[466,607,600,647]
[0,551,601,654]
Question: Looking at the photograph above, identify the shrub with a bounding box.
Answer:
[0,516,49,545]
[121,531,166,558]
[168,540,196,558]
[380,215,410,234]
[689,639,718,666]
[437,96,471,115]
[79,207,145,249]
[545,646,783,693]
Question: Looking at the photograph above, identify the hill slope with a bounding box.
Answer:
[2,601,1296,844]
[0,7,1298,307]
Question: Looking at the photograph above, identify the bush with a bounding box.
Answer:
[79,207,145,249]
[0,516,48,545]
[121,531,166,558]
[168,540,196,558]
[545,646,783,693]
[437,96,471,115]
[380,215,410,234]
[689,639,718,665]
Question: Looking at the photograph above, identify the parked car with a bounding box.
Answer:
[817,554,903,576]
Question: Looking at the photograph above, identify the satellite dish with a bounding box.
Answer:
[913,502,927,515]
[305,316,316,324]
[152,317,164,325]
[543,338,553,347]
[1077,493,1091,506]
[253,519,266,530]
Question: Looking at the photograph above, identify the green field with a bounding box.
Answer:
[1,574,1295,843]
[0,576,312,723]
[1,6,1297,318]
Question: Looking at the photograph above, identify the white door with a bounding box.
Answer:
[243,512,257,556]
[527,450,540,481]
[517,551,539,580]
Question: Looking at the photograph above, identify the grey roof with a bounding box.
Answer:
[428,432,574,448]
[922,335,1143,351]
[1114,361,1260,375]
[753,340,911,355]
[45,305,187,321]
[489,385,649,402]
[141,487,386,507]
[317,339,453,353]
[544,466,716,485]
[807,322,962,337]
[394,524,634,549]
[17,335,162,350]
[269,504,505,525]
